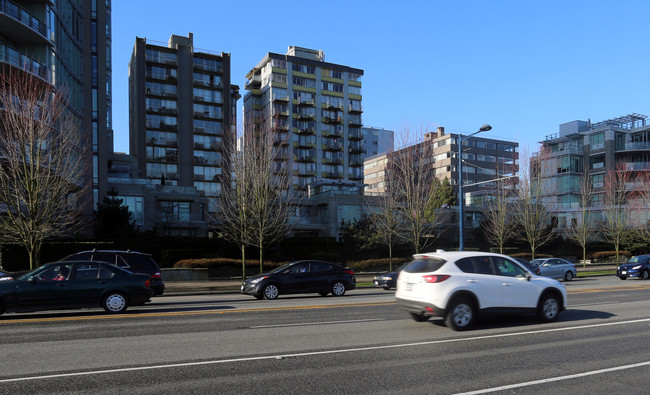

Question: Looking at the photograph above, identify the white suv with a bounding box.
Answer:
[395,251,567,331]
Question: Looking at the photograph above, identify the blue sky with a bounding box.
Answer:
[111,0,650,155]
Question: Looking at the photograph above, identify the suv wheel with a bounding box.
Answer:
[537,293,560,322]
[445,297,475,331]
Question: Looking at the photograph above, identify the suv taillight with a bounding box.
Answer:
[422,275,450,283]
[344,269,354,275]
[144,280,151,288]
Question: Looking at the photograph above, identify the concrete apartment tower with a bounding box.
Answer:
[129,33,239,215]
[1,0,112,231]
[243,46,364,192]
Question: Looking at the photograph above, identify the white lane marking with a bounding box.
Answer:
[569,301,620,307]
[456,360,650,394]
[3,317,650,384]
[250,318,385,328]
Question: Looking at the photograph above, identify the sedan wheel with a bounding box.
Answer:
[263,284,279,300]
[537,293,560,322]
[331,281,346,296]
[564,271,574,281]
[102,292,128,313]
[642,270,649,280]
[445,297,475,331]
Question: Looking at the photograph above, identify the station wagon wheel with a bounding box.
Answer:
[331,281,346,296]
[537,293,560,323]
[445,297,475,331]
[102,292,128,313]
[263,284,279,300]
[642,270,649,280]
[564,271,573,281]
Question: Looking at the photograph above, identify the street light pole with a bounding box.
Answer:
[458,124,492,251]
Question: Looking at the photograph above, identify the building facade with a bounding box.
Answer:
[1,0,112,229]
[533,113,650,229]
[361,126,394,160]
[126,33,239,236]
[243,46,364,192]
[365,127,518,200]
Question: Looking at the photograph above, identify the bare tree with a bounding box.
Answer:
[599,163,635,266]
[564,172,594,267]
[512,149,557,259]
[481,164,517,254]
[367,184,401,271]
[390,129,437,254]
[0,67,88,269]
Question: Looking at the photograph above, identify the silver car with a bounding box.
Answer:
[530,258,577,281]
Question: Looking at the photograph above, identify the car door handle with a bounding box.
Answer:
[467,279,478,283]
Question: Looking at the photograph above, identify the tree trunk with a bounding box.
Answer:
[389,244,393,272]
[259,242,264,274]
[241,245,246,280]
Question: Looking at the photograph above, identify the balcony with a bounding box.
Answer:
[272,93,290,102]
[244,76,261,90]
[349,142,363,153]
[322,172,343,179]
[621,142,650,151]
[0,0,49,44]
[348,104,363,113]
[158,122,178,131]
[324,102,343,111]
[272,110,289,118]
[322,157,343,165]
[146,106,177,115]
[297,113,314,121]
[295,155,315,163]
[296,128,315,135]
[348,173,363,181]
[0,43,50,82]
[622,162,650,171]
[273,133,289,145]
[321,129,343,138]
[297,98,315,107]
[349,159,363,167]
[348,119,363,128]
[322,116,342,125]
[323,142,343,151]
[348,129,363,140]
[294,139,316,148]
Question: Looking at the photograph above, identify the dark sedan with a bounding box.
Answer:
[0,261,153,315]
[617,255,650,280]
[241,260,356,300]
[373,263,408,290]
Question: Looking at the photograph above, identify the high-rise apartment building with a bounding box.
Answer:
[361,126,394,160]
[533,113,650,229]
[243,46,364,192]
[1,0,112,227]
[129,33,239,215]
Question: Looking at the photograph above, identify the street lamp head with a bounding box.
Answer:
[479,124,492,132]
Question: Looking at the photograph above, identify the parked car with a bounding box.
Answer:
[373,263,408,290]
[0,261,153,315]
[60,250,165,295]
[241,260,356,300]
[530,258,577,281]
[617,255,650,280]
[395,251,567,331]
[514,258,541,275]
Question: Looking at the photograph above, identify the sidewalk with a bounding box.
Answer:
[161,265,618,296]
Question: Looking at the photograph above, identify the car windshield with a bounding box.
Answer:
[628,256,650,264]
[16,266,50,281]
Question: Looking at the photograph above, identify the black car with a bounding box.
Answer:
[514,258,541,275]
[617,255,650,280]
[0,261,153,315]
[60,250,165,295]
[373,263,408,290]
[241,260,356,300]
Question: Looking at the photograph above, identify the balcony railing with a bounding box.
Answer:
[1,0,47,38]
[623,142,650,151]
[0,43,50,82]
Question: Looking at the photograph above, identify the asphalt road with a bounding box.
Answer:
[1,276,650,394]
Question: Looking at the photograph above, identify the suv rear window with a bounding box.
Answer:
[404,258,446,273]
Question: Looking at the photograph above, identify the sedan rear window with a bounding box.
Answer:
[404,258,446,273]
